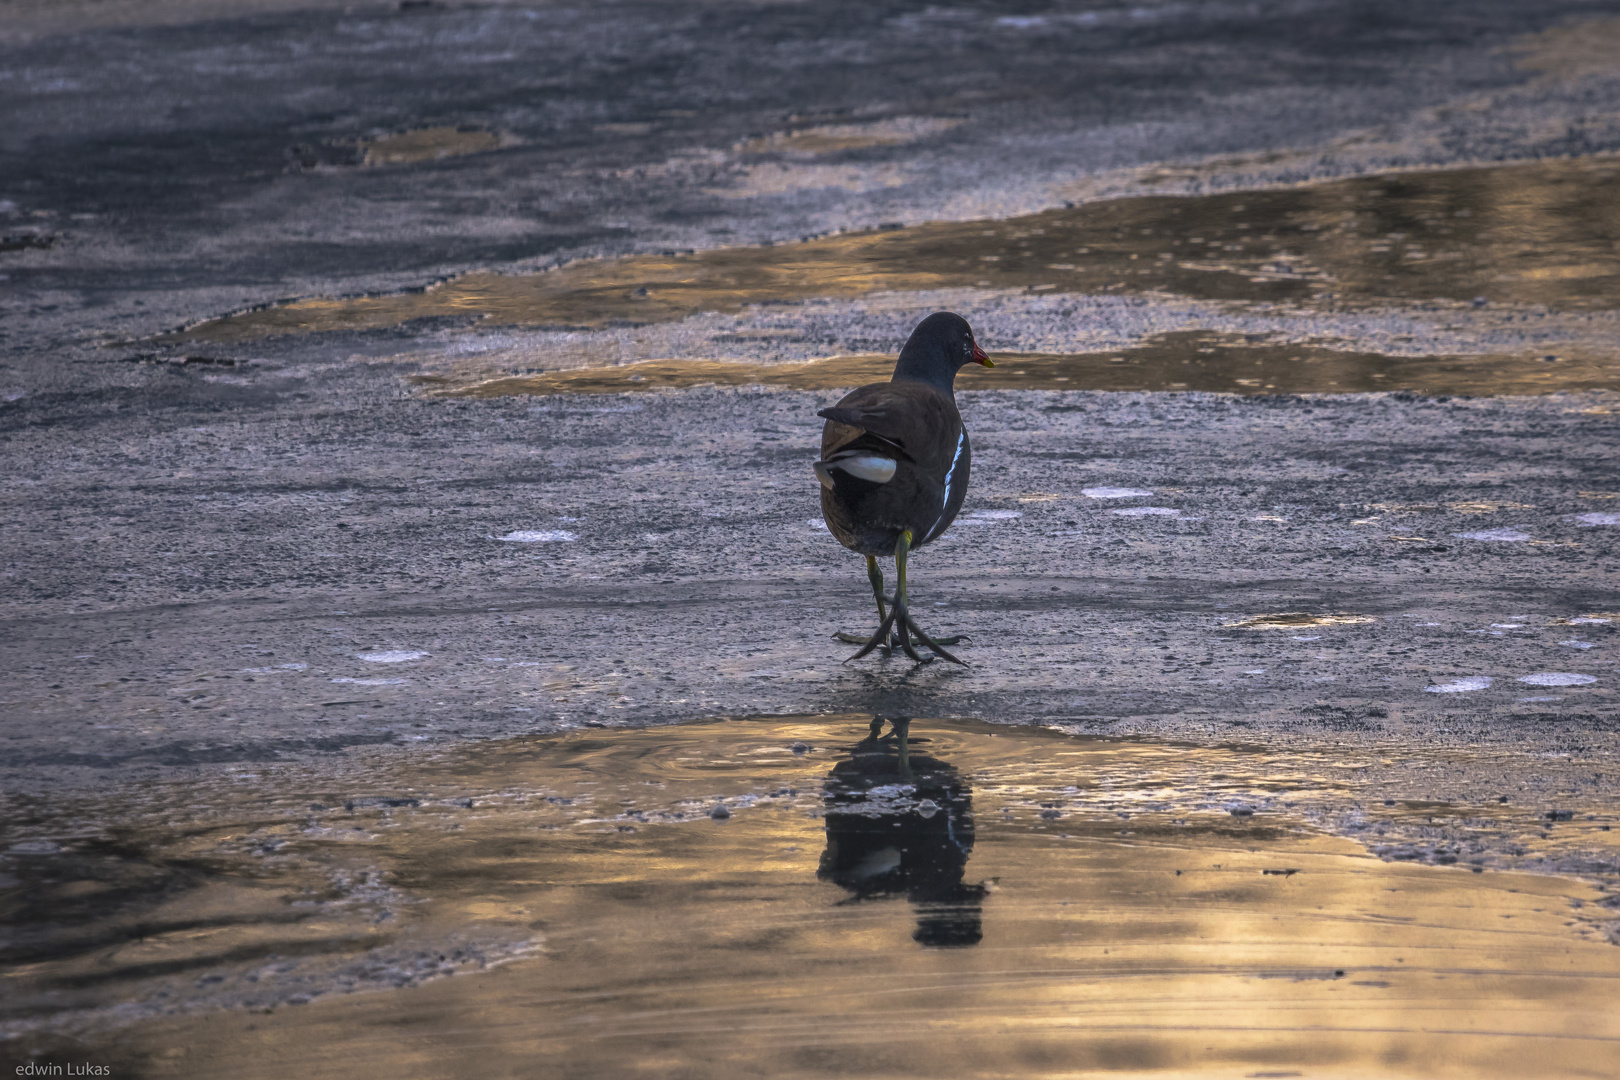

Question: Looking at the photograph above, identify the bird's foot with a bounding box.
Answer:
[840,602,967,666]
[834,630,900,658]
[835,630,966,649]
[834,630,883,646]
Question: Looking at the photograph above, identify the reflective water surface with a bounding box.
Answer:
[170,154,1620,397]
[359,127,502,167]
[4,717,1618,1078]
[423,331,1619,398]
[175,154,1620,343]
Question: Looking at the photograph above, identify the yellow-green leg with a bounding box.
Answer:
[845,531,968,666]
[860,716,913,776]
[834,555,894,648]
[867,555,888,625]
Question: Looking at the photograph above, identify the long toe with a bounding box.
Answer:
[843,608,901,662]
[893,610,931,664]
[838,604,963,665]
[900,610,969,666]
[834,631,895,655]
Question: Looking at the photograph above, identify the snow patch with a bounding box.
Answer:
[1516,672,1597,687]
[1424,676,1492,693]
[1082,487,1152,499]
[1454,528,1530,542]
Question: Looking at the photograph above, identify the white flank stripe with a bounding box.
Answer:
[927,428,967,541]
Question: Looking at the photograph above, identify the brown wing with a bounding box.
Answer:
[818,382,959,476]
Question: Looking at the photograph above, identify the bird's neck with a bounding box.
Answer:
[890,355,958,400]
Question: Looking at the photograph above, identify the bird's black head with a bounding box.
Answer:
[891,311,992,394]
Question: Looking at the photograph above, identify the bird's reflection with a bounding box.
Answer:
[817,717,987,947]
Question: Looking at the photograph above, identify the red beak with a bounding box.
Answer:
[972,343,993,367]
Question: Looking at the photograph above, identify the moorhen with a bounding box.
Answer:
[813,312,991,665]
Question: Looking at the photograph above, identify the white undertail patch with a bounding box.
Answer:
[833,454,898,483]
[816,454,897,489]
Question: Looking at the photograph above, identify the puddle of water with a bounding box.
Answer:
[286,127,505,172]
[416,331,1620,398]
[735,117,962,157]
[173,154,1620,349]
[1220,613,1377,630]
[358,127,502,166]
[1513,15,1620,81]
[3,718,1617,1078]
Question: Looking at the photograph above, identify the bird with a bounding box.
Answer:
[813,311,991,665]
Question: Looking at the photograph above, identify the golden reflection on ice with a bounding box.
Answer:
[423,332,1619,398]
[735,117,963,157]
[176,154,1620,352]
[359,127,501,166]
[1220,613,1377,630]
[1512,16,1620,81]
[10,717,1617,1079]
